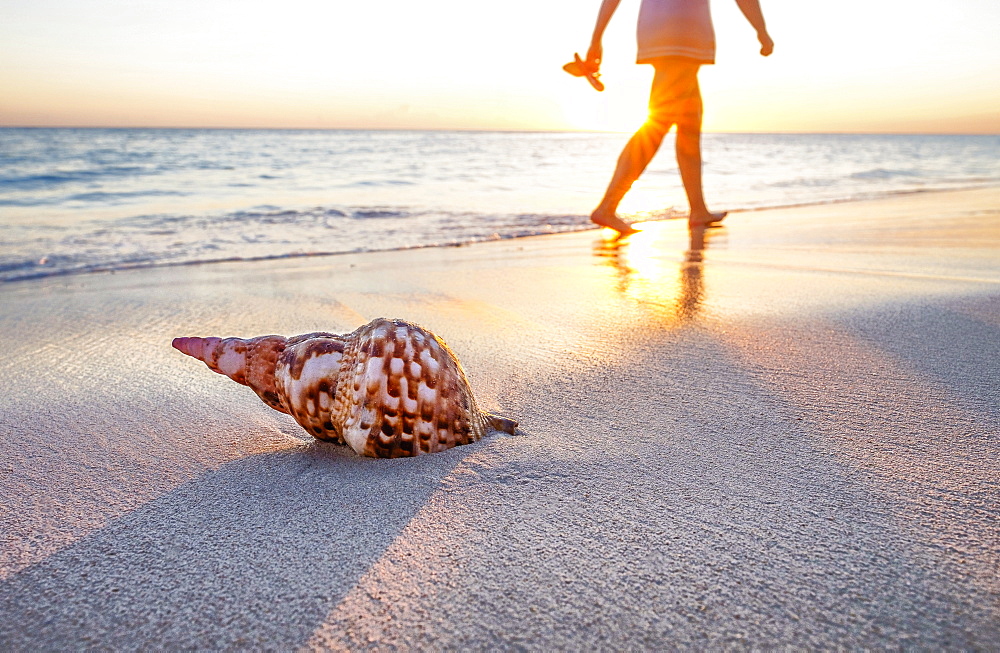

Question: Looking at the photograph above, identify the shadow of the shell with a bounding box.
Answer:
[0,439,480,650]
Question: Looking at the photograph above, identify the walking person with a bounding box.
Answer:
[585,0,774,234]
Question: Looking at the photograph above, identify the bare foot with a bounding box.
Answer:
[688,210,727,228]
[591,209,639,236]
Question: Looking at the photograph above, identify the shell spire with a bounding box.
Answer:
[171,334,291,413]
[173,319,517,458]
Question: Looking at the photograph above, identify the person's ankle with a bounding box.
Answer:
[688,209,726,226]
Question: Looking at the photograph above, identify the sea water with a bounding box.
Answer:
[1,128,998,283]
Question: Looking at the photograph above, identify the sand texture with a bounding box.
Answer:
[1,188,999,649]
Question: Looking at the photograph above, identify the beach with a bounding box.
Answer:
[1,187,998,648]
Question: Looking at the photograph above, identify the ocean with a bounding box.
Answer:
[1,128,998,283]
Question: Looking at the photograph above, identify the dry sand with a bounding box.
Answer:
[1,188,998,649]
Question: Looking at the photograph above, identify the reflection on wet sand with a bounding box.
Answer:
[593,224,723,324]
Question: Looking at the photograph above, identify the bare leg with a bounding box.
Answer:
[591,121,669,235]
[676,124,726,227]
[592,58,725,233]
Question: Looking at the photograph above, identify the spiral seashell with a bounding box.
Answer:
[172,318,517,458]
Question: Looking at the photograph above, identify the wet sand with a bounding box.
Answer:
[1,187,998,649]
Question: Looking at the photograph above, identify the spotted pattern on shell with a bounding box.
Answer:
[172,318,517,458]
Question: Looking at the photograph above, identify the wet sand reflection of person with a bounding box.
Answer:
[594,225,716,322]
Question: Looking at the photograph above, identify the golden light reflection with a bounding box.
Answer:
[592,222,721,325]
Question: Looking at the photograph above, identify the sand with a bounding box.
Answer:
[1,187,998,649]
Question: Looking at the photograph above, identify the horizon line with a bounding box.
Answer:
[2,125,998,137]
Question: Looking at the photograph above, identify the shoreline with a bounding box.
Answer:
[1,186,998,648]
[4,184,998,286]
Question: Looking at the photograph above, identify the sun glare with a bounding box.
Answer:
[0,0,998,131]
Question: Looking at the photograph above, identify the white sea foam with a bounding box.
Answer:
[1,129,998,282]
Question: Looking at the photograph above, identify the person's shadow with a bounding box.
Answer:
[593,224,719,323]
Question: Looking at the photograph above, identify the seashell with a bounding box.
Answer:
[172,318,517,458]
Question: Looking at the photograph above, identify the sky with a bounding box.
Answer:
[2,0,999,133]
